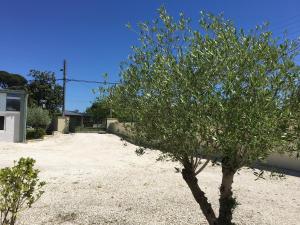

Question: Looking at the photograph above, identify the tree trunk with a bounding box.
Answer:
[217,166,236,225]
[182,165,217,225]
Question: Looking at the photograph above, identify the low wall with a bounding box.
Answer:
[55,116,70,133]
[106,118,119,129]
[107,121,132,139]
[266,153,300,172]
[107,119,300,172]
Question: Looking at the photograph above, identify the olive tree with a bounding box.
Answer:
[0,158,45,225]
[108,8,300,225]
[27,106,51,129]
[27,106,51,139]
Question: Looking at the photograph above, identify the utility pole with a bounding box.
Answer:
[62,59,67,117]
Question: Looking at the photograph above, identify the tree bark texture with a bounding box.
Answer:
[182,165,217,225]
[217,166,236,225]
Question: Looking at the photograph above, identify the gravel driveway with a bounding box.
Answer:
[0,133,299,225]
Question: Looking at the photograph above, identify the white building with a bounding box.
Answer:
[0,89,28,142]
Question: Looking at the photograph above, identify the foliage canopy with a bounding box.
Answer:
[0,71,27,90]
[27,70,63,115]
[110,8,300,167]
[108,7,300,225]
[86,100,111,123]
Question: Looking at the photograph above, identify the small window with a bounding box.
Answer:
[6,94,21,111]
[6,99,21,111]
[0,116,4,130]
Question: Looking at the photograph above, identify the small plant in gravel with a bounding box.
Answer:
[0,158,45,225]
[107,7,300,225]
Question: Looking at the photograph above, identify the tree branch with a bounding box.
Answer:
[182,159,217,225]
[195,159,210,175]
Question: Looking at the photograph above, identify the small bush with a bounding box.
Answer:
[26,129,36,140]
[27,107,51,129]
[0,158,45,225]
[34,128,46,138]
[26,128,46,140]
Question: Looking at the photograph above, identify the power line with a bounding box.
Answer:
[24,78,120,85]
[270,18,300,33]
[268,12,300,26]
[5,78,120,88]
[63,78,120,85]
[262,14,300,39]
[268,13,300,31]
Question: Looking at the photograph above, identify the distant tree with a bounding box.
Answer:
[0,71,27,89]
[86,100,111,124]
[108,8,300,225]
[87,97,133,123]
[27,70,63,115]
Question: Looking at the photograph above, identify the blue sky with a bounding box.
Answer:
[1,0,300,112]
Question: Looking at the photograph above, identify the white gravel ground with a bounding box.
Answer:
[0,133,299,225]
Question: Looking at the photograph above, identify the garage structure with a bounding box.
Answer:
[0,89,28,142]
[54,110,90,133]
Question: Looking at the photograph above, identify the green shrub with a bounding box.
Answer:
[34,128,46,139]
[26,129,35,140]
[26,128,46,140]
[27,106,51,129]
[0,158,45,225]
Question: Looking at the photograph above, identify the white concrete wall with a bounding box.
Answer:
[0,93,21,142]
[0,111,20,142]
[0,93,6,111]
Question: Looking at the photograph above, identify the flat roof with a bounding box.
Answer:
[64,110,88,117]
[0,89,27,95]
